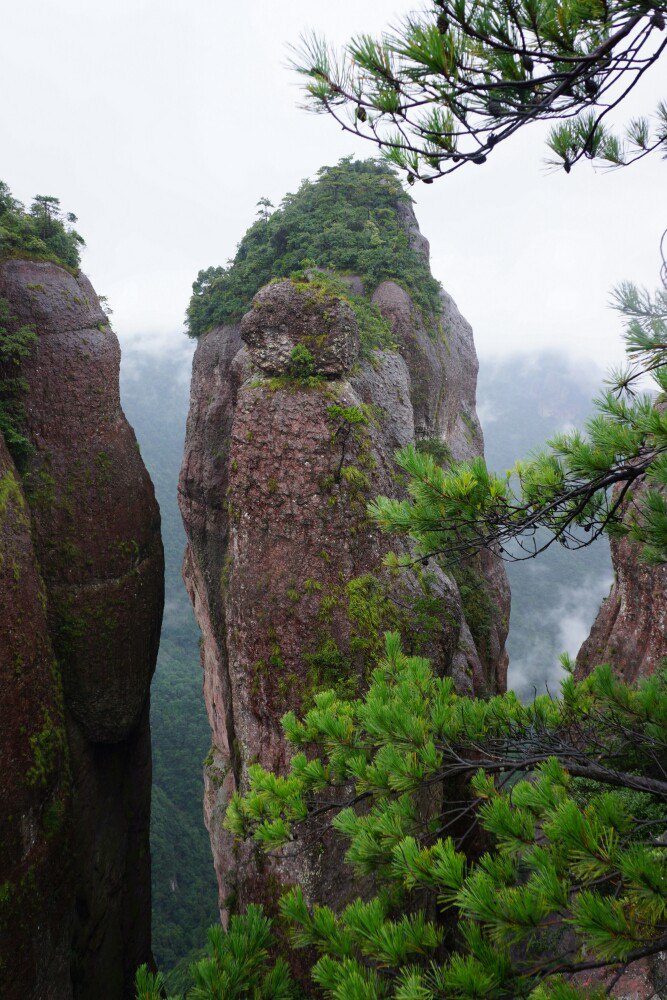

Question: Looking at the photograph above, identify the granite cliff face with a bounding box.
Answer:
[576,482,667,684]
[0,259,164,998]
[179,204,510,925]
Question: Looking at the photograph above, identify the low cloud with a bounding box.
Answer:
[508,569,614,701]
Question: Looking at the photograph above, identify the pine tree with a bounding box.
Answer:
[291,0,667,181]
[134,906,297,999]
[226,635,667,998]
[256,197,274,223]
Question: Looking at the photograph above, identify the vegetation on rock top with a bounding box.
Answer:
[0,180,84,271]
[0,297,37,466]
[287,269,396,361]
[186,158,442,338]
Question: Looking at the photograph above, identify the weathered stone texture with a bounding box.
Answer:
[369,278,508,686]
[576,481,667,684]
[241,280,359,376]
[0,259,164,999]
[0,435,72,998]
[574,950,667,999]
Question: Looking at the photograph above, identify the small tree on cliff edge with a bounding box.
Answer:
[292,0,667,182]
[0,180,84,269]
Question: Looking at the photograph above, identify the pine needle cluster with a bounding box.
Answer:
[226,634,667,998]
[135,905,297,999]
[291,0,667,180]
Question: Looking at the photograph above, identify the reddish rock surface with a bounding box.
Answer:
[180,207,509,927]
[0,259,164,999]
[574,951,667,999]
[576,481,667,684]
[370,277,510,687]
[574,484,666,997]
[241,279,359,376]
[0,435,72,998]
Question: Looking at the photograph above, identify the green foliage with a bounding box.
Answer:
[228,634,667,997]
[287,344,317,380]
[326,404,369,429]
[303,638,355,702]
[0,181,84,269]
[292,4,667,180]
[450,565,494,650]
[135,906,297,1000]
[289,268,396,360]
[190,907,296,999]
[26,713,66,789]
[0,297,37,465]
[346,573,401,661]
[135,965,177,1000]
[371,448,512,564]
[369,256,667,567]
[186,158,441,337]
[0,467,24,523]
[0,183,84,464]
[415,436,452,466]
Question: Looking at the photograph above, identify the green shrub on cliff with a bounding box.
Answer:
[0,181,84,270]
[0,297,37,465]
[186,158,442,338]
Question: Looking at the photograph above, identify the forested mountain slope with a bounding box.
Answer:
[120,349,217,976]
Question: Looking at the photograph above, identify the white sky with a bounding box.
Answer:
[1,0,665,365]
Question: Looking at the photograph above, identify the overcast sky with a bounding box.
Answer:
[1,0,665,365]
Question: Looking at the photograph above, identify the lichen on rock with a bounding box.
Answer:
[240,278,360,376]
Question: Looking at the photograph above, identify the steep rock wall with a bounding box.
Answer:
[371,272,509,687]
[0,259,164,999]
[574,485,666,997]
[576,481,667,684]
[0,436,71,998]
[180,209,509,925]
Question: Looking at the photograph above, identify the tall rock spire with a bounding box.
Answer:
[179,175,509,928]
